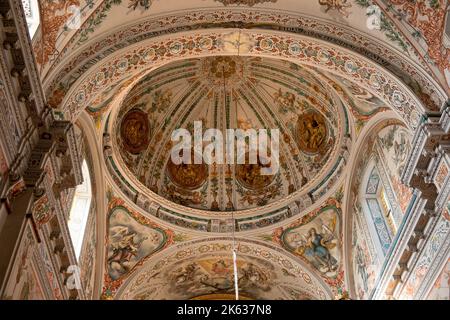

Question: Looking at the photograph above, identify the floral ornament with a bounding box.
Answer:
[32,195,53,226]
[354,0,409,52]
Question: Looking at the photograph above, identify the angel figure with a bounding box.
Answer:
[318,0,352,18]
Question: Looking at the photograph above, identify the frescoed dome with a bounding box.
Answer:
[112,56,346,213]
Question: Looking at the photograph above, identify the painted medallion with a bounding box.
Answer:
[120,109,150,154]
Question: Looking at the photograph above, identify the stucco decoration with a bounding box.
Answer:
[345,119,416,300]
[313,68,389,134]
[14,0,450,302]
[376,124,413,214]
[401,210,450,299]
[318,0,352,17]
[103,56,351,232]
[37,1,429,80]
[372,0,450,88]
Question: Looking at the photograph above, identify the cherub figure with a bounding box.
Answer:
[319,0,352,18]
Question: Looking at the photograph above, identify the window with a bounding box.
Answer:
[68,160,92,260]
[361,165,393,257]
[22,0,40,39]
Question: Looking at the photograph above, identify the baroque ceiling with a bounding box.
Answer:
[114,239,334,300]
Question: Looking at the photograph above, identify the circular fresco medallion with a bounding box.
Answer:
[111,56,346,222]
[296,112,328,154]
[120,109,150,154]
[166,154,208,190]
[236,156,275,190]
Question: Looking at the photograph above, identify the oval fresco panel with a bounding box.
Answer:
[236,156,275,190]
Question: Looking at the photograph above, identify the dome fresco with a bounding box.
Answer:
[113,56,346,213]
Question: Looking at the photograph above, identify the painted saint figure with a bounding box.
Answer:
[293,227,338,274]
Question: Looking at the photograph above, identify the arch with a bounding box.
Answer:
[57,28,435,129]
[42,7,447,114]
[342,111,398,298]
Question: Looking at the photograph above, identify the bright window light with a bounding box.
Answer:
[22,0,40,39]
